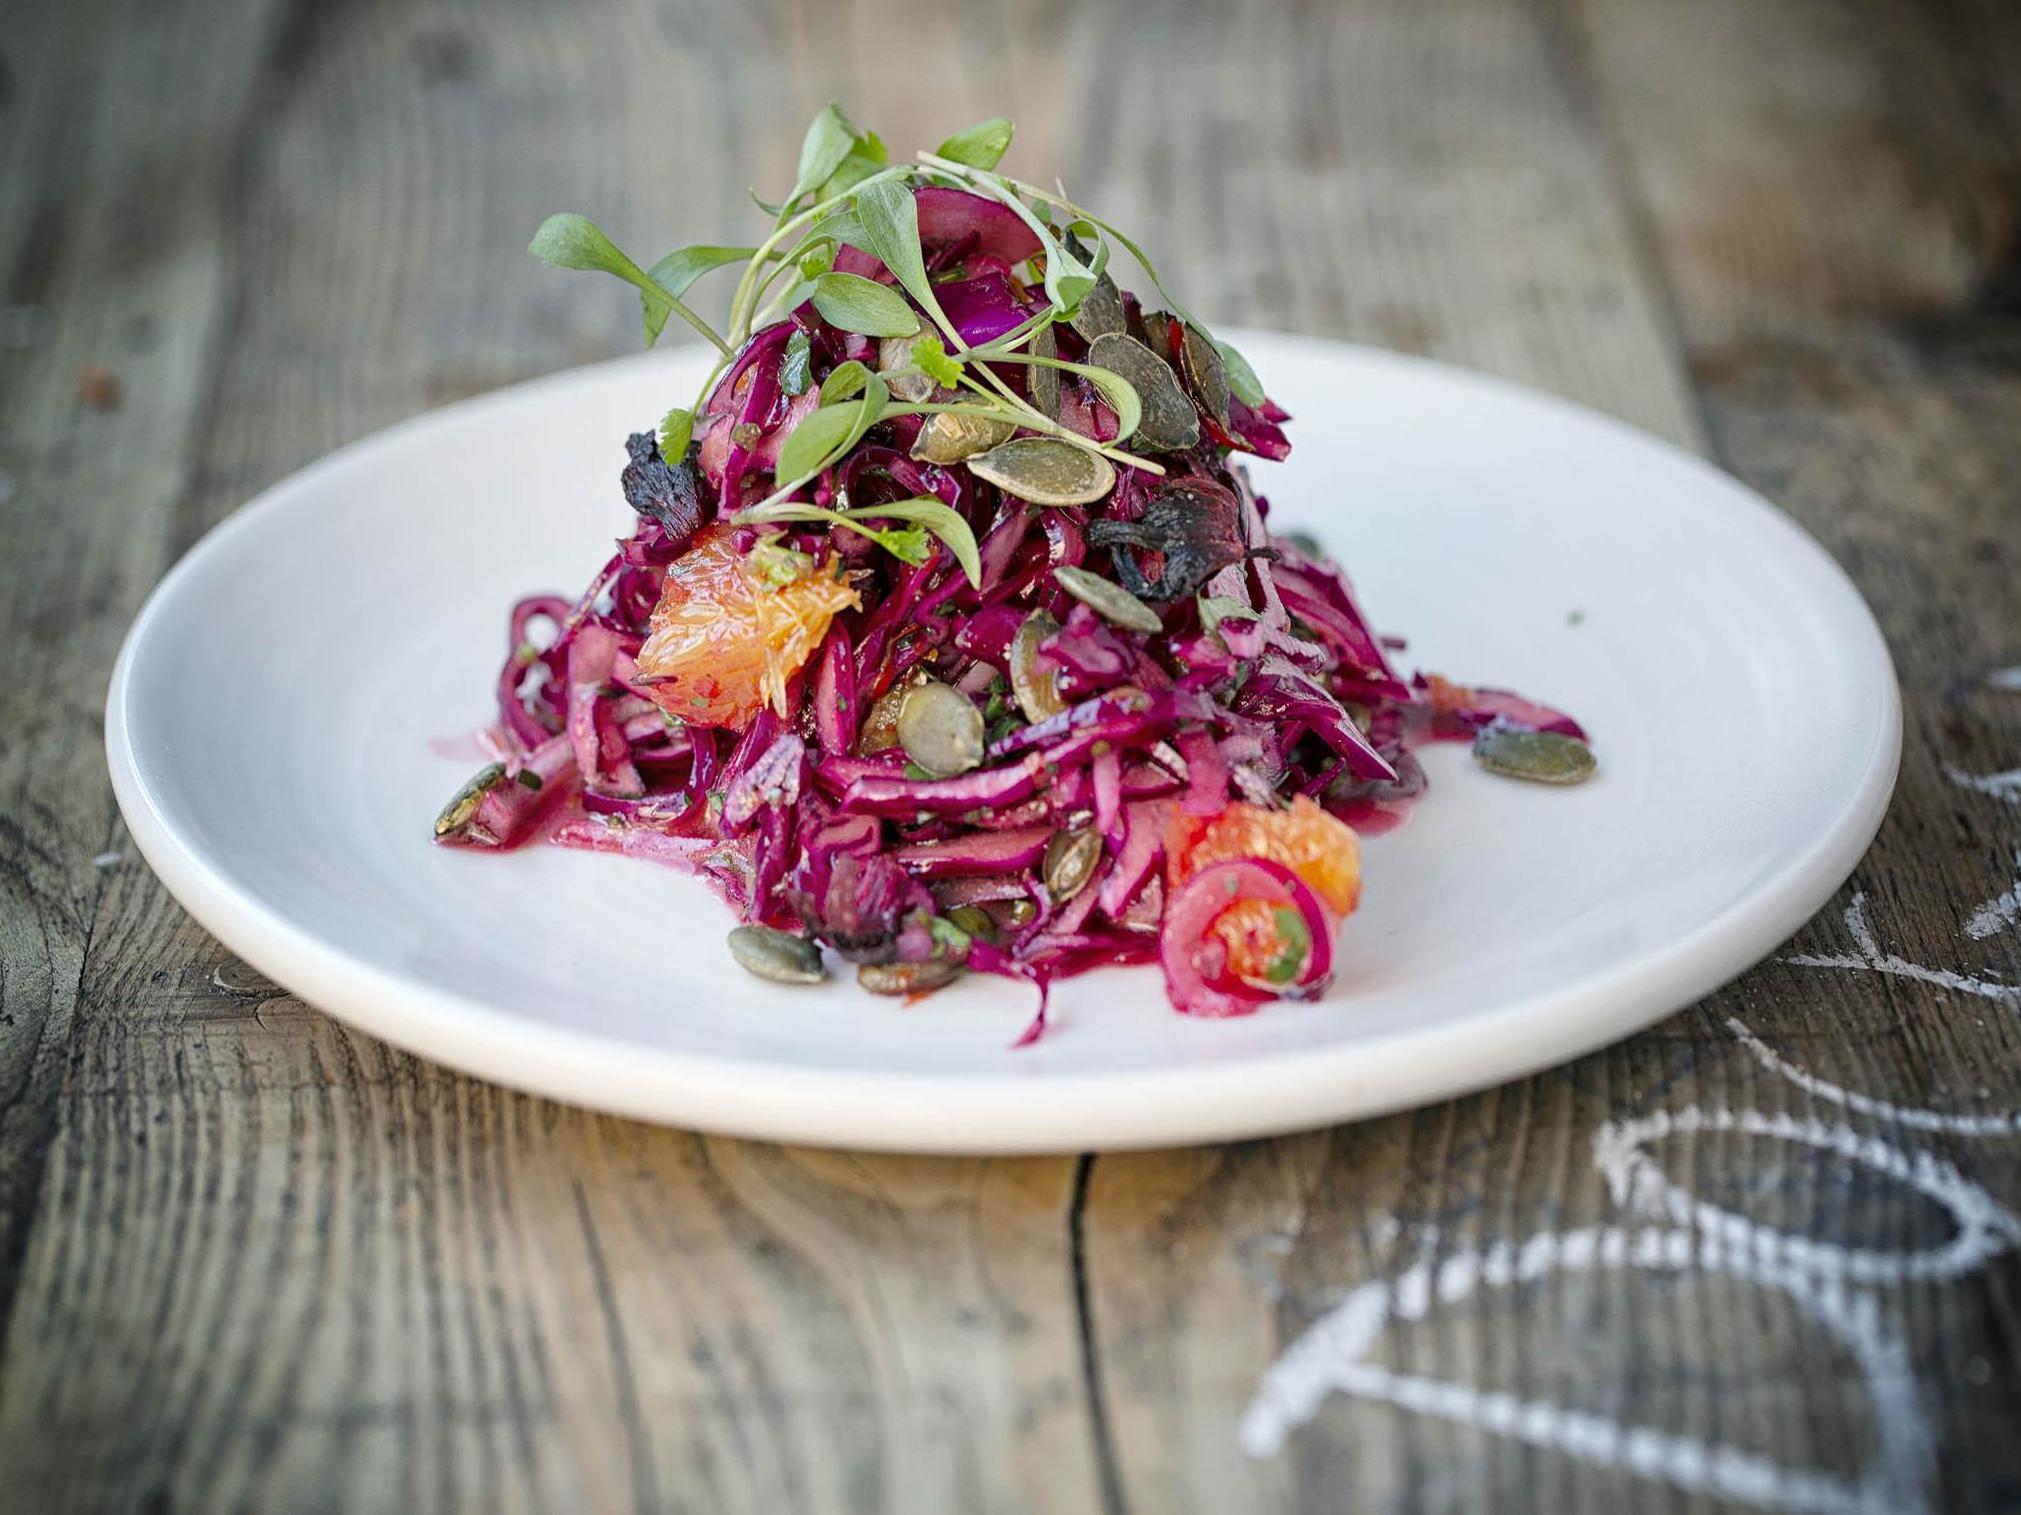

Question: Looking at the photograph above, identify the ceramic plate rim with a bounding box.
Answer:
[105,334,1901,1153]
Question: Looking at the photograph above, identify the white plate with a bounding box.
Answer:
[106,333,1899,1153]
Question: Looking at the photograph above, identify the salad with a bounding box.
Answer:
[433,108,1593,1036]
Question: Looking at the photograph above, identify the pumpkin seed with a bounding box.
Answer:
[1471,727,1597,785]
[1069,272,1127,341]
[912,410,1015,464]
[1042,827,1102,904]
[1087,333,1199,452]
[878,334,936,402]
[1053,564,1164,634]
[1139,308,1179,365]
[727,925,827,985]
[897,680,985,778]
[969,437,1116,507]
[860,669,928,754]
[858,958,964,996]
[1180,323,1232,423]
[1009,610,1067,723]
[1028,325,1060,421]
[946,904,999,943]
[434,763,507,837]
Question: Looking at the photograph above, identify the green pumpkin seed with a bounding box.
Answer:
[1471,727,1597,785]
[878,334,936,402]
[858,958,964,996]
[1028,325,1060,421]
[1180,323,1232,423]
[434,763,508,837]
[727,925,827,985]
[969,437,1116,507]
[897,680,985,778]
[1087,333,1199,452]
[912,410,1015,464]
[1053,565,1164,634]
[945,904,999,943]
[1009,610,1067,724]
[860,669,928,754]
[1069,272,1127,341]
[1042,828,1102,904]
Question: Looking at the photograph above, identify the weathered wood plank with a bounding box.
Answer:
[1572,2,2021,1508]
[1070,0,2021,1511]
[0,1,1104,1510]
[1063,3,1751,1506]
[0,0,291,1349]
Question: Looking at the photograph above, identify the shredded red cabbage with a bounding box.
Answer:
[445,169,1587,1042]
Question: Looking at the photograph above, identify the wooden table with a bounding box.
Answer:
[4,0,2018,1509]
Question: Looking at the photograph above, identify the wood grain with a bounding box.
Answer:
[0,0,293,1351]
[0,0,2018,1510]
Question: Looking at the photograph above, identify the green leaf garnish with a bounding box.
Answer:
[810,272,920,337]
[779,330,813,396]
[527,212,637,275]
[774,373,889,483]
[774,406,857,485]
[752,495,981,587]
[819,130,889,202]
[1218,339,1265,408]
[791,104,863,208]
[796,241,837,281]
[849,496,983,587]
[639,244,755,344]
[527,214,732,356]
[875,523,931,564]
[848,178,946,332]
[933,117,1014,171]
[1031,354,1142,443]
[964,180,1096,312]
[819,360,871,405]
[657,405,694,462]
[911,334,965,389]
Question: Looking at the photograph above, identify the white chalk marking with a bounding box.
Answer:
[1592,1106,2021,1283]
[1240,1224,1932,1514]
[1963,856,2021,940]
[1944,763,2021,803]
[90,851,122,869]
[1782,894,2019,1002]
[1727,1018,2021,1136]
[1243,1099,2021,1507]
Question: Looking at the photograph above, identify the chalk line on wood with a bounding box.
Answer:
[1944,763,2021,803]
[1962,856,2021,941]
[1239,1223,1932,1515]
[1239,1102,2012,1510]
[1726,1018,2021,1136]
[1781,894,2019,1002]
[1592,1106,2021,1283]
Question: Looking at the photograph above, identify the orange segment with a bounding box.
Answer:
[635,525,860,728]
[1166,795,1361,987]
